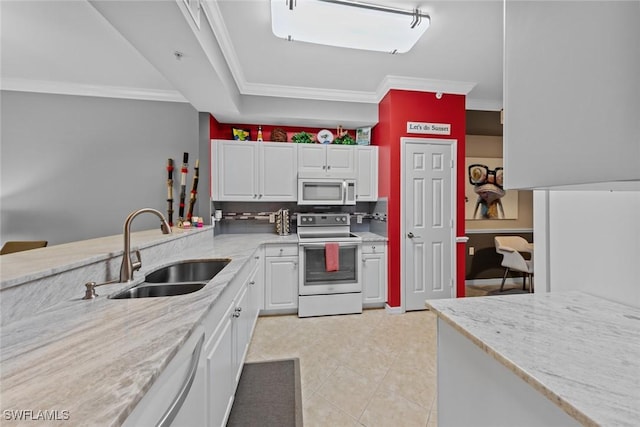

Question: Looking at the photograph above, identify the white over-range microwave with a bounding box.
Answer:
[297,178,356,205]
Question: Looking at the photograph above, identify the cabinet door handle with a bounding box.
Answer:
[322,165,326,170]
[156,333,204,427]
[327,165,331,170]
[249,280,256,285]
[235,307,242,312]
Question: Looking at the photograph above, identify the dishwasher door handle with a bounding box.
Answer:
[156,332,205,427]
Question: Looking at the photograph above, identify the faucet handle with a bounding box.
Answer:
[132,249,142,272]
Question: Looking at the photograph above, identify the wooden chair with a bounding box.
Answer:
[0,241,48,255]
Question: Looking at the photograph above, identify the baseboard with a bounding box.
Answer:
[465,278,523,287]
[385,304,404,315]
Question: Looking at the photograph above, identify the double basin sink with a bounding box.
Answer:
[110,259,231,299]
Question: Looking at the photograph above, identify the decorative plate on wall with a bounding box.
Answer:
[317,129,334,144]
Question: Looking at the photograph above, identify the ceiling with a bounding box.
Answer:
[1,0,504,128]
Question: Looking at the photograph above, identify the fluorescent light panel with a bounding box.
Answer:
[271,0,430,53]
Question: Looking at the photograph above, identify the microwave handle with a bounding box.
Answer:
[342,180,347,204]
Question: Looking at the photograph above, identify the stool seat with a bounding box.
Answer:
[0,241,48,255]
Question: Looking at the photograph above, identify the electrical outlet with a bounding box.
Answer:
[469,246,475,255]
[356,214,363,224]
[269,213,275,223]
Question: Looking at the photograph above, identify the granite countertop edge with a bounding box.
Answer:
[426,292,640,427]
[427,299,597,427]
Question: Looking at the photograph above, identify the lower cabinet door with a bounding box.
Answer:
[265,256,299,310]
[232,286,250,385]
[206,308,234,427]
[362,250,387,305]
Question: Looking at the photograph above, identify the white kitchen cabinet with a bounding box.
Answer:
[211,140,297,201]
[264,244,299,312]
[206,305,234,427]
[205,262,261,427]
[355,146,378,201]
[362,242,387,306]
[298,144,356,178]
[247,248,264,314]
[232,286,250,383]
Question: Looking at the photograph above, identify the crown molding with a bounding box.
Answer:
[375,75,476,101]
[1,78,188,103]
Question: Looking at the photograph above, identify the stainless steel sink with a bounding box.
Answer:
[110,283,206,299]
[144,259,231,283]
[109,258,231,299]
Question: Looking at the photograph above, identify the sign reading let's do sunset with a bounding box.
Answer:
[407,121,451,135]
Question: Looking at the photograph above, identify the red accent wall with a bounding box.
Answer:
[373,90,466,307]
[210,117,342,143]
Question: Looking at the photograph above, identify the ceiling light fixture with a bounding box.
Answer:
[271,0,430,54]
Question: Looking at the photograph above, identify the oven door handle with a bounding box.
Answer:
[299,242,360,248]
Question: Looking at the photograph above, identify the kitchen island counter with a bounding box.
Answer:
[0,231,296,426]
[426,291,640,427]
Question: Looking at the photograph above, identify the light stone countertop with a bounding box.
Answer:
[0,227,214,290]
[354,231,387,242]
[426,291,640,427]
[0,232,297,426]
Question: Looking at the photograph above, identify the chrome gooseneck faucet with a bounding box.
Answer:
[120,208,172,283]
[82,208,171,300]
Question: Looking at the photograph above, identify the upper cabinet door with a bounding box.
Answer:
[297,144,328,176]
[259,143,298,201]
[355,146,378,201]
[212,140,258,200]
[298,145,356,178]
[326,146,356,177]
[504,1,640,189]
[212,140,298,201]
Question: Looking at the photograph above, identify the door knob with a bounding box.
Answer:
[408,232,421,239]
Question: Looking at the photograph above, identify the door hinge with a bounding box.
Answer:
[450,159,455,168]
[449,219,454,228]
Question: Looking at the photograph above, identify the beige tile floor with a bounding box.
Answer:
[246,308,438,427]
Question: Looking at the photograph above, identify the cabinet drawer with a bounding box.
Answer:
[265,244,298,257]
[362,243,386,254]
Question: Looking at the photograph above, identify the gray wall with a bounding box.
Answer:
[1,91,199,246]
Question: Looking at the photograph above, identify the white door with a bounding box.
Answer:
[403,139,455,310]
